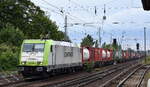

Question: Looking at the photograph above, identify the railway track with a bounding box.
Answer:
[117,65,150,87]
[40,61,140,87]
[0,63,115,87]
[0,71,23,86]
[98,64,149,87]
[1,71,88,87]
[1,60,140,87]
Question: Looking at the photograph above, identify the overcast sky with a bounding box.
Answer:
[31,0,150,50]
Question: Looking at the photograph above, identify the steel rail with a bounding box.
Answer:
[117,65,149,87]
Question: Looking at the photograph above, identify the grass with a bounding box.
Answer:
[142,56,150,65]
[142,56,150,86]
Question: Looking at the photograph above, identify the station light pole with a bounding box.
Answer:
[64,15,68,41]
[99,4,106,47]
[144,27,146,62]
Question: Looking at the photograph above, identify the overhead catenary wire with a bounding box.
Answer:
[68,0,134,11]
[36,0,144,26]
[40,4,150,42]
[35,1,91,35]
[40,6,63,16]
[40,0,87,23]
[39,5,81,23]
[31,0,149,49]
[42,0,61,11]
[41,0,131,25]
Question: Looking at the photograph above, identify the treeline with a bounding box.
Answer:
[0,0,67,71]
[80,34,122,50]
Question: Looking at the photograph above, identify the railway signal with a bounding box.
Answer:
[136,43,140,51]
[141,0,150,11]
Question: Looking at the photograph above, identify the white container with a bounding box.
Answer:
[107,51,110,58]
[83,48,90,60]
[102,50,106,58]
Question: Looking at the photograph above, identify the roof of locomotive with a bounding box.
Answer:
[22,39,80,47]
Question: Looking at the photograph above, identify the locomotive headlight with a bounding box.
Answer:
[21,61,26,64]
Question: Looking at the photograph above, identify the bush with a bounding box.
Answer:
[0,44,19,71]
[84,61,94,72]
[0,24,23,71]
[0,24,25,46]
[142,56,150,64]
[0,47,19,71]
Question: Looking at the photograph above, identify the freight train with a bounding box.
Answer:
[18,39,143,78]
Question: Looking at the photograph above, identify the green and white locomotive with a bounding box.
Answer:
[18,39,82,77]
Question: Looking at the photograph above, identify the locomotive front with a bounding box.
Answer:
[18,40,51,77]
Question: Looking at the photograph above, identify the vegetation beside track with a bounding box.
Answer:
[142,56,150,64]
[0,0,68,71]
[142,57,150,87]
[84,61,94,72]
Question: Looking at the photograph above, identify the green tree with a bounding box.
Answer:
[0,0,69,71]
[0,25,23,71]
[101,42,121,50]
[102,44,112,49]
[81,34,94,47]
[101,42,106,48]
[0,45,18,70]
[0,24,25,46]
[0,0,66,40]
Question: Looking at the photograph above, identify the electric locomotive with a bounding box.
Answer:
[18,39,82,77]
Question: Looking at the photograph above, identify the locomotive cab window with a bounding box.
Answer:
[23,43,44,52]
